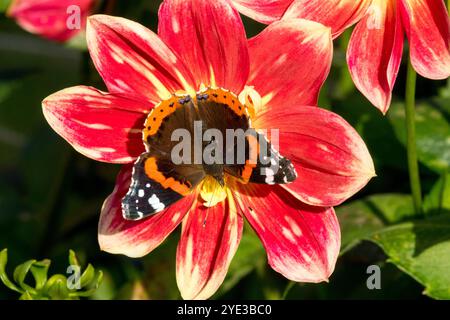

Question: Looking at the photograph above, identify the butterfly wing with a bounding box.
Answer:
[122,152,205,220]
[225,131,297,185]
[123,94,204,221]
[195,88,297,185]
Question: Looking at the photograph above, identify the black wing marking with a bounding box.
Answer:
[121,152,205,221]
[225,131,297,185]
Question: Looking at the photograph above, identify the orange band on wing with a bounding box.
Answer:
[241,134,259,183]
[144,157,192,196]
[201,88,247,117]
[143,95,185,142]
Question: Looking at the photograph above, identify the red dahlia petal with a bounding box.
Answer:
[42,86,150,163]
[235,184,340,283]
[347,0,404,114]
[87,15,196,102]
[176,192,243,300]
[158,0,250,93]
[248,19,332,113]
[231,0,293,24]
[400,0,450,79]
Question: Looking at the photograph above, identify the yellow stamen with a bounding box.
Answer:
[238,86,263,117]
[209,65,217,89]
[200,176,228,207]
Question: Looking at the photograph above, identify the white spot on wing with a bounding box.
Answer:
[148,194,165,211]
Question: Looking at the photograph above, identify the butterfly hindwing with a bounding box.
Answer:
[122,152,204,221]
[225,131,297,185]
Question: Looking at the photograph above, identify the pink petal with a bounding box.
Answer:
[86,15,196,103]
[231,0,293,24]
[400,0,450,79]
[235,184,340,282]
[8,0,94,42]
[158,0,250,93]
[176,193,243,300]
[283,0,373,38]
[98,165,195,258]
[254,107,375,207]
[42,86,150,163]
[347,0,404,114]
[248,19,332,113]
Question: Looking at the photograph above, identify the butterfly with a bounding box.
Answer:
[121,87,297,221]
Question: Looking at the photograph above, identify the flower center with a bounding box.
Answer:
[200,176,228,207]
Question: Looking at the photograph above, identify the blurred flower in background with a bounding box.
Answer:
[7,0,96,42]
[232,0,450,114]
[231,0,371,33]
[42,0,374,300]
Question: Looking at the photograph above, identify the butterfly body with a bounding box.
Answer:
[122,88,297,221]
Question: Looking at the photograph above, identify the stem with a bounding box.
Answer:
[405,59,423,215]
[281,281,295,300]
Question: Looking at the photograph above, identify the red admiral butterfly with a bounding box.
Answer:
[122,88,297,220]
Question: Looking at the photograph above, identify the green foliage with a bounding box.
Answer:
[369,215,450,299]
[337,178,450,299]
[0,0,11,13]
[337,194,414,253]
[388,100,450,173]
[0,249,103,300]
[424,171,450,215]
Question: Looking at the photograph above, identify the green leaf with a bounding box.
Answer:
[76,270,103,298]
[0,0,12,13]
[45,275,70,300]
[336,194,414,253]
[90,270,115,300]
[424,171,450,215]
[0,249,22,293]
[68,250,80,267]
[19,292,35,300]
[30,259,51,290]
[369,214,450,299]
[13,259,37,293]
[388,100,450,172]
[79,264,95,288]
